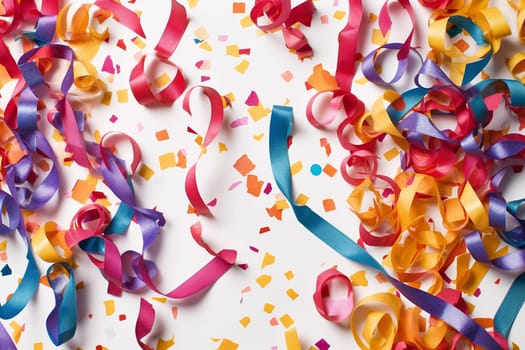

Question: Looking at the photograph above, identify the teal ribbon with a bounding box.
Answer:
[269,105,501,349]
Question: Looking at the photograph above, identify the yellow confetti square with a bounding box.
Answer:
[286,288,299,300]
[159,153,177,170]
[104,300,115,316]
[156,337,175,350]
[383,147,399,161]
[275,199,290,210]
[295,193,309,205]
[284,270,294,280]
[333,10,346,20]
[279,314,294,328]
[256,274,272,288]
[290,161,303,176]
[248,104,270,121]
[133,37,147,49]
[187,0,198,8]
[240,16,254,28]
[239,316,251,328]
[154,73,171,88]
[199,41,213,52]
[33,343,43,350]
[350,270,369,287]
[217,339,239,350]
[261,252,276,269]
[235,59,250,74]
[194,26,209,40]
[138,164,155,181]
[264,303,275,313]
[152,297,167,303]
[355,76,369,85]
[226,45,240,57]
[371,28,388,45]
[116,89,128,103]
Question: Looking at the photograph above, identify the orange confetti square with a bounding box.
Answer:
[454,39,470,53]
[247,174,264,197]
[217,339,239,350]
[322,198,336,212]
[323,164,337,177]
[155,129,170,141]
[71,176,98,204]
[101,91,112,105]
[232,2,246,13]
[176,150,187,168]
[233,154,255,176]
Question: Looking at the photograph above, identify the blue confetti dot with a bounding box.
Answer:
[310,164,322,176]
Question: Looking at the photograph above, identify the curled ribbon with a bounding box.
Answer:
[250,0,315,59]
[183,85,225,216]
[313,268,354,322]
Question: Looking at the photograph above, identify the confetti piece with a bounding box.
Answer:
[101,91,112,105]
[109,115,118,123]
[241,286,252,294]
[290,161,303,176]
[233,154,256,176]
[119,314,126,321]
[159,152,177,170]
[310,164,322,176]
[199,41,213,51]
[333,10,346,20]
[240,16,253,28]
[34,343,43,350]
[187,0,198,8]
[104,300,115,316]
[256,274,272,288]
[232,2,246,13]
[261,252,276,269]
[259,226,271,234]
[171,306,178,319]
[10,321,23,343]
[286,288,299,300]
[156,337,175,350]
[315,338,331,350]
[239,316,251,328]
[322,199,336,212]
[133,37,147,49]
[323,164,337,177]
[219,142,228,152]
[253,133,265,141]
[279,314,294,328]
[231,117,249,128]
[176,150,187,168]
[269,317,279,326]
[281,70,293,82]
[245,91,259,106]
[264,303,275,313]
[226,45,240,57]
[71,175,98,204]
[307,64,339,92]
[138,164,155,181]
[1,265,12,276]
[235,59,250,74]
[229,181,243,191]
[216,339,239,350]
[154,73,171,88]
[263,183,272,194]
[383,147,399,161]
[371,28,389,46]
[155,129,170,141]
[350,270,368,287]
[320,15,329,24]
[102,55,115,74]
[152,297,167,303]
[285,328,301,350]
[247,174,264,196]
[285,270,294,280]
[295,193,309,205]
[194,26,210,41]
[116,89,129,103]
